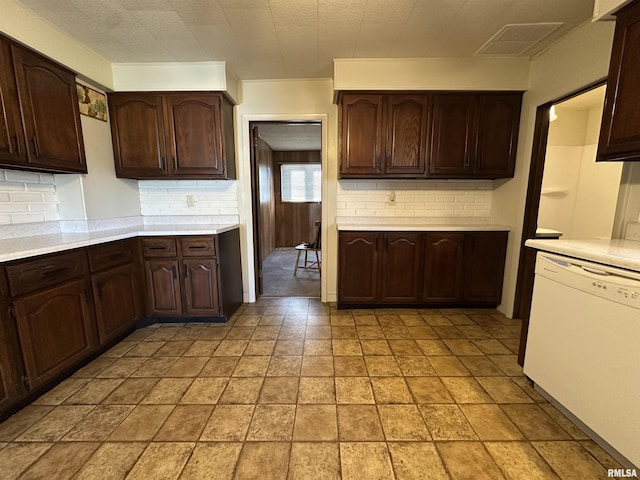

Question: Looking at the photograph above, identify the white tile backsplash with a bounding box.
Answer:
[0,169,60,225]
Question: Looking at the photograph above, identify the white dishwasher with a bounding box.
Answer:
[524,252,640,468]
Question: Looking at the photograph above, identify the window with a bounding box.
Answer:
[281,163,321,202]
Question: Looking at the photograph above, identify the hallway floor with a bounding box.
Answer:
[262,248,320,297]
[0,298,624,479]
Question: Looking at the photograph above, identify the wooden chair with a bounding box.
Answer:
[294,221,321,275]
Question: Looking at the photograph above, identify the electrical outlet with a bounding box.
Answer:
[387,191,396,205]
[186,195,195,208]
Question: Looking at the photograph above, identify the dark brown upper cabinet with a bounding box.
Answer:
[108,91,236,179]
[339,94,384,176]
[0,35,86,174]
[384,95,430,176]
[598,0,640,162]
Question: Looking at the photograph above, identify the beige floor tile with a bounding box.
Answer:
[141,378,193,404]
[288,442,340,480]
[65,378,124,404]
[183,340,221,356]
[126,442,194,480]
[476,377,533,403]
[416,340,452,355]
[427,356,470,376]
[539,404,591,440]
[361,340,392,355]
[433,325,465,338]
[244,340,276,355]
[501,404,572,440]
[259,377,299,403]
[252,325,281,340]
[388,442,448,480]
[423,314,452,326]
[234,442,290,480]
[406,377,454,403]
[219,377,264,404]
[232,356,271,377]
[293,404,338,441]
[364,356,401,376]
[126,341,166,357]
[371,377,414,404]
[145,326,182,341]
[32,378,90,406]
[396,356,436,376]
[388,339,422,356]
[226,326,255,340]
[443,339,484,355]
[460,404,524,441]
[102,342,136,358]
[357,326,385,339]
[63,405,133,441]
[340,442,395,480]
[300,356,334,376]
[332,339,362,356]
[532,441,608,479]
[377,314,402,326]
[200,357,239,376]
[154,340,194,356]
[130,357,179,377]
[382,326,412,339]
[334,357,368,376]
[180,442,242,480]
[473,339,513,355]
[214,340,249,356]
[165,357,208,377]
[298,377,336,403]
[97,357,147,378]
[260,315,284,325]
[511,377,548,403]
[400,315,426,326]
[459,356,504,376]
[19,442,99,480]
[0,406,54,441]
[278,326,306,340]
[441,377,493,403]
[0,442,52,480]
[304,339,333,355]
[108,405,173,441]
[267,356,302,376]
[154,405,213,441]
[172,325,207,340]
[436,442,505,480]
[16,405,95,441]
[354,314,378,325]
[337,404,384,441]
[487,355,523,376]
[331,326,359,339]
[305,326,331,339]
[331,315,355,326]
[446,314,477,326]
[485,442,559,480]
[72,357,116,378]
[335,377,375,404]
[579,440,624,470]
[199,326,231,340]
[200,405,255,441]
[407,326,439,340]
[72,442,147,480]
[246,404,295,441]
[273,340,304,356]
[102,378,158,404]
[234,315,260,327]
[419,404,478,441]
[378,405,431,441]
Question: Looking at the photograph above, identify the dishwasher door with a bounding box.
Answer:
[524,252,640,468]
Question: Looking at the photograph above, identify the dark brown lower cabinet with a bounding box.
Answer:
[183,259,221,316]
[338,232,379,303]
[464,232,509,304]
[422,233,465,303]
[380,233,422,303]
[145,259,182,316]
[0,300,27,413]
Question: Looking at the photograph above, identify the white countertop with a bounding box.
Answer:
[337,223,510,232]
[526,238,640,272]
[0,224,239,263]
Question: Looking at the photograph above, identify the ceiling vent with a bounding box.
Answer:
[475,23,564,56]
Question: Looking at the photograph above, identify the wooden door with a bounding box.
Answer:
[14,280,95,389]
[12,45,86,173]
[338,232,379,303]
[422,233,465,303]
[182,259,221,316]
[109,93,167,178]
[92,264,143,343]
[429,94,476,176]
[384,95,429,176]
[165,94,225,177]
[0,39,25,167]
[145,260,182,316]
[463,232,508,305]
[0,302,27,413]
[339,94,384,176]
[380,233,422,303]
[598,1,640,161]
[475,93,522,177]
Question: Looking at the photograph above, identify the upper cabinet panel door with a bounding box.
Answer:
[475,93,522,178]
[598,1,640,161]
[384,95,430,176]
[12,46,86,173]
[429,94,476,176]
[166,95,225,177]
[0,40,25,167]
[340,94,384,176]
[109,93,167,178]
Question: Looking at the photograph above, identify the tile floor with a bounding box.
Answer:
[0,297,626,479]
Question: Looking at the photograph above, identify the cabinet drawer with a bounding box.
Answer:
[180,237,216,257]
[7,250,89,297]
[141,238,177,258]
[88,239,136,272]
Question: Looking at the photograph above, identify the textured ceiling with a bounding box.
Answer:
[15,0,594,80]
[255,123,321,151]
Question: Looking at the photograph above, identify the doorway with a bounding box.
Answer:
[249,121,322,298]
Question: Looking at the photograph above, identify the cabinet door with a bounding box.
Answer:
[338,232,380,303]
[380,233,422,303]
[429,94,476,176]
[182,259,221,316]
[109,93,167,178]
[14,280,95,389]
[384,95,430,176]
[598,1,640,161]
[145,260,181,316]
[339,94,384,176]
[165,95,225,177]
[475,93,522,177]
[0,303,27,413]
[422,233,465,303]
[0,39,25,167]
[12,46,86,173]
[92,264,143,343]
[463,232,508,305]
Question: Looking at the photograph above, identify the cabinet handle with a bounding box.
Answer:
[171,266,177,278]
[173,156,177,170]
[32,136,40,157]
[13,135,21,156]
[42,267,68,278]
[188,245,207,250]
[148,246,168,251]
